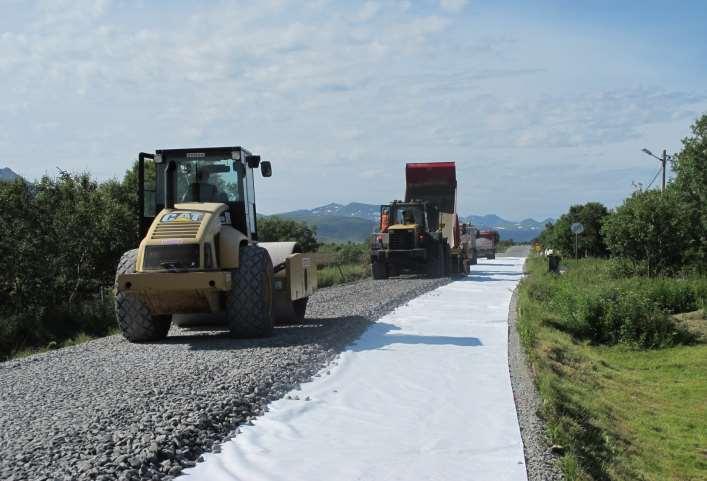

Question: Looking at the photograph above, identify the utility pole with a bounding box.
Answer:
[661,149,667,192]
[641,148,670,192]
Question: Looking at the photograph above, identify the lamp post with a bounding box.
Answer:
[641,148,669,192]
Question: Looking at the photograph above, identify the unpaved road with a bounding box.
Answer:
[178,256,529,481]
[500,245,531,258]
[0,277,447,481]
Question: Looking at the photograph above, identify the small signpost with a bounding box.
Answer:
[570,222,584,259]
[532,241,542,254]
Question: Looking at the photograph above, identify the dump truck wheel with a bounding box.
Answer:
[114,249,172,342]
[372,261,388,279]
[226,245,273,338]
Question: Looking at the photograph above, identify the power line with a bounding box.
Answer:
[645,166,662,190]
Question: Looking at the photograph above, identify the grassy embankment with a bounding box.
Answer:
[315,242,371,287]
[517,256,706,481]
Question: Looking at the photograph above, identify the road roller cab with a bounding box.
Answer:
[114,146,317,342]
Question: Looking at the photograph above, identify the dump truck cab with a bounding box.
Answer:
[114,146,317,342]
[476,229,499,260]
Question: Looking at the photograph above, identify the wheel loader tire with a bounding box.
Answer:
[372,260,388,279]
[226,245,273,338]
[114,249,171,342]
[427,243,445,278]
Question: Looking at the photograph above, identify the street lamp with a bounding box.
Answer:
[641,148,669,192]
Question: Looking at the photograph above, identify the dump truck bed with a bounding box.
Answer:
[405,162,457,214]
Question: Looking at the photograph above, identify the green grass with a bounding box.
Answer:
[518,256,707,481]
[315,242,371,287]
[317,263,370,287]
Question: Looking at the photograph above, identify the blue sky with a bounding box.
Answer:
[1,0,705,220]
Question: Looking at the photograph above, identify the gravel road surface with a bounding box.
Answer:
[0,277,447,481]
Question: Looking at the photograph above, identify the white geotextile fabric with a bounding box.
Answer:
[179,257,528,481]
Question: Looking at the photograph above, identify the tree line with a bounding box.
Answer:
[537,114,706,276]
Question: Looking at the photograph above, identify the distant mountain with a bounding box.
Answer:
[308,202,381,223]
[463,214,548,231]
[0,167,20,182]
[272,210,377,243]
[273,202,552,243]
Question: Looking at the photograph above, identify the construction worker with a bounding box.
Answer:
[380,209,390,232]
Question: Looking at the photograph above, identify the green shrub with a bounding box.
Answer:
[561,287,693,348]
[689,277,707,310]
[526,277,554,302]
[584,289,662,347]
[606,257,650,278]
[601,189,692,276]
[0,173,133,360]
[640,278,697,314]
[258,216,320,252]
[535,258,700,348]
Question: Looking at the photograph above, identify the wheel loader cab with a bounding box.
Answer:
[391,203,427,228]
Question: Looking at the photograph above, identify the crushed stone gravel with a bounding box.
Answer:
[506,262,565,481]
[0,277,447,481]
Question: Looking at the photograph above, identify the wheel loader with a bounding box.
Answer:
[114,146,317,342]
[369,200,449,278]
[369,162,470,278]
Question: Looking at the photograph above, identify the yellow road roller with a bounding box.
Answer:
[114,146,316,341]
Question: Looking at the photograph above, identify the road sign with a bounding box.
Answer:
[571,222,584,234]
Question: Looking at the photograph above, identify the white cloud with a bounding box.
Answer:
[355,1,380,22]
[439,0,468,14]
[0,0,704,219]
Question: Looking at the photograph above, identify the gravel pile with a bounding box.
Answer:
[0,277,447,481]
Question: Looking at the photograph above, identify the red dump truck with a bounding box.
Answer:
[475,230,499,260]
[369,162,472,278]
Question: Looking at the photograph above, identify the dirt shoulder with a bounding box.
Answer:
[507,263,565,481]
